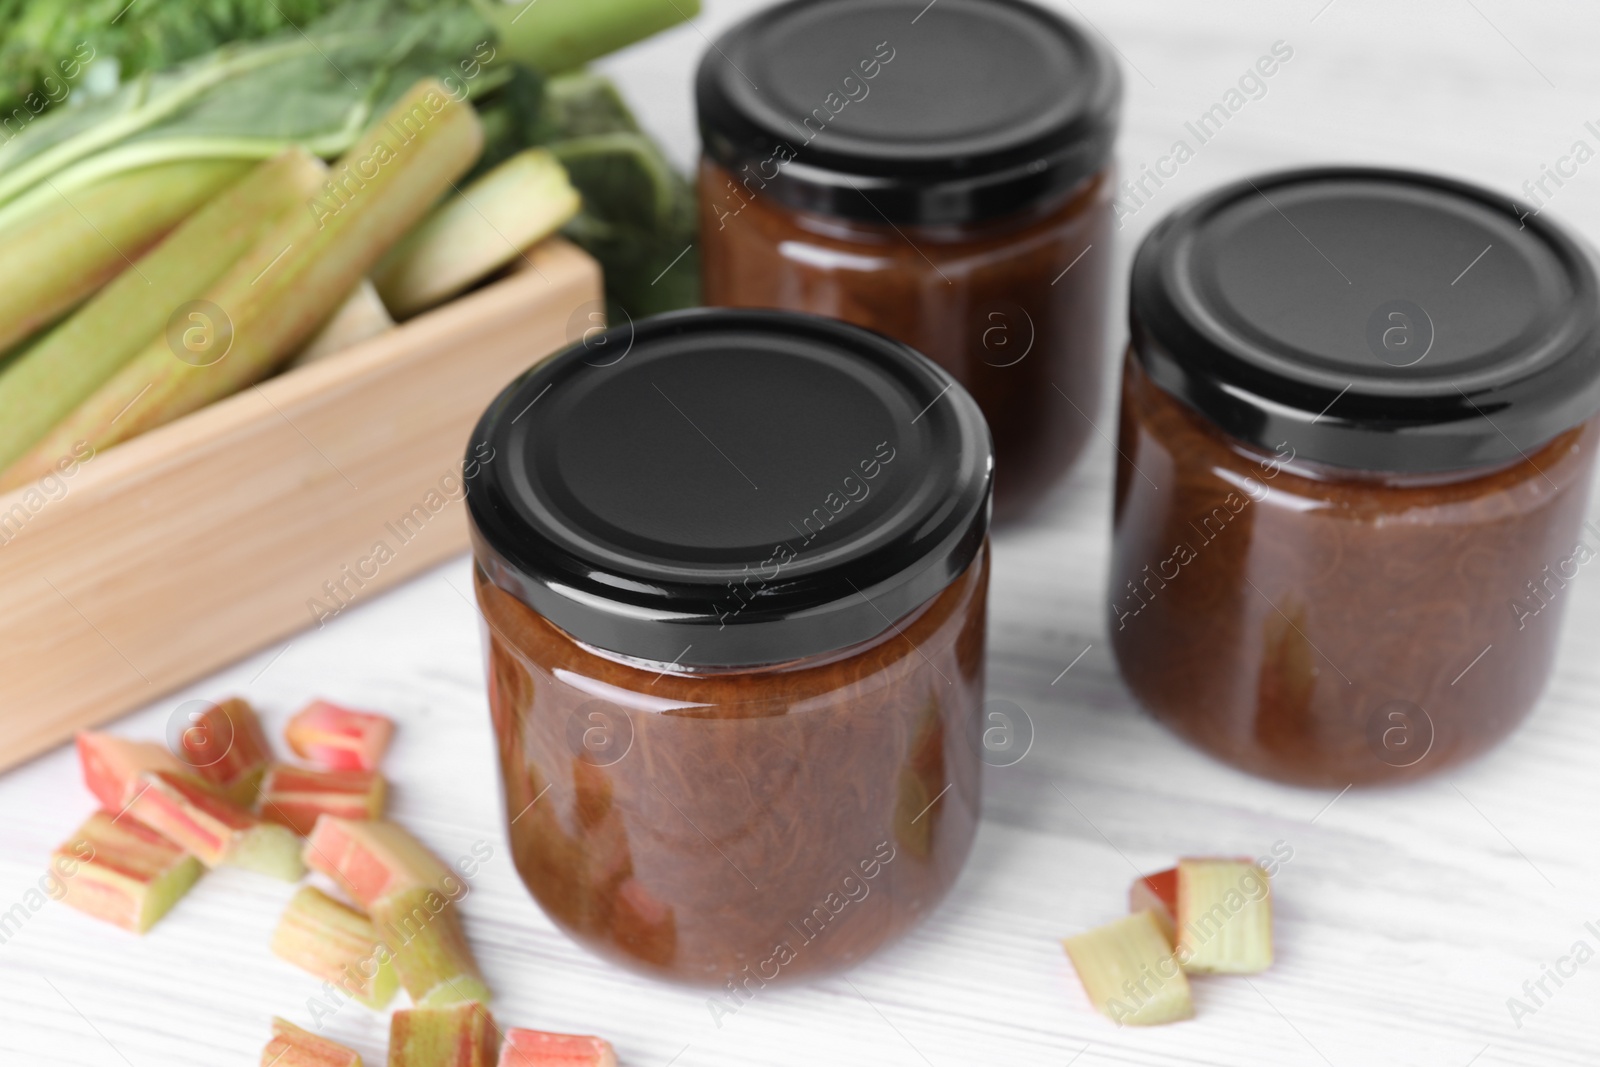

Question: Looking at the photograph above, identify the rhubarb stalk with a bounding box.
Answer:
[0,78,483,486]
[372,148,580,318]
[0,150,325,474]
[0,158,250,356]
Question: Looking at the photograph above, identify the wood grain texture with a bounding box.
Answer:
[3,2,1600,1065]
[0,238,600,769]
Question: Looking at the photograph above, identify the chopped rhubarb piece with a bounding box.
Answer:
[259,764,386,836]
[497,1029,617,1067]
[272,887,398,1009]
[302,817,451,907]
[287,700,394,772]
[1175,858,1273,974]
[1129,867,1178,945]
[230,821,307,881]
[301,817,487,1002]
[173,697,273,806]
[1062,911,1194,1026]
[372,887,491,1006]
[388,1002,498,1067]
[53,811,202,933]
[128,770,305,879]
[76,731,188,810]
[263,1017,363,1067]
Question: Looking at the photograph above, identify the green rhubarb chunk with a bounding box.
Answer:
[388,1002,498,1067]
[227,822,307,882]
[272,886,398,1010]
[1063,911,1194,1026]
[371,887,490,1006]
[1176,858,1274,974]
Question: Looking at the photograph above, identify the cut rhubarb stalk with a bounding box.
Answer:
[371,887,491,1006]
[497,1029,617,1067]
[259,764,386,836]
[1176,858,1273,974]
[1062,911,1194,1026]
[271,886,399,1010]
[173,697,274,806]
[301,817,488,1003]
[76,731,188,811]
[388,1002,498,1067]
[263,1017,363,1067]
[286,700,395,772]
[1129,867,1178,945]
[53,810,202,933]
[301,817,452,907]
[128,770,305,880]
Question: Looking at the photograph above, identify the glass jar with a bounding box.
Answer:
[695,0,1120,522]
[466,309,993,986]
[1112,167,1600,786]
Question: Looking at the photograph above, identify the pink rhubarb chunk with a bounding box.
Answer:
[497,1029,617,1067]
[174,697,274,806]
[259,763,386,836]
[77,731,188,811]
[302,816,450,907]
[286,700,394,772]
[128,770,304,879]
[53,810,202,933]
[1129,867,1178,945]
[263,1017,363,1066]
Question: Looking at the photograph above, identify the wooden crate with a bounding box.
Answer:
[0,238,600,771]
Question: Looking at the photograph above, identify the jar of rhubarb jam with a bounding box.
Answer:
[695,0,1120,521]
[1112,168,1600,787]
[466,309,992,986]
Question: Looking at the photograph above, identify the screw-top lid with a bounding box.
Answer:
[696,0,1121,226]
[1130,166,1600,473]
[466,309,993,668]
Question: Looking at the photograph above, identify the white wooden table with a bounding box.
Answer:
[4,2,1600,1064]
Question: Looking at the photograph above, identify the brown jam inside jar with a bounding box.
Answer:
[694,0,1121,521]
[476,548,987,985]
[1114,356,1598,786]
[1113,168,1600,786]
[465,309,993,985]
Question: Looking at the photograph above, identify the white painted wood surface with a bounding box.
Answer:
[3,2,1599,1064]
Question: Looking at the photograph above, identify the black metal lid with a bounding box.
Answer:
[695,0,1121,226]
[465,309,992,668]
[1130,166,1600,473]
